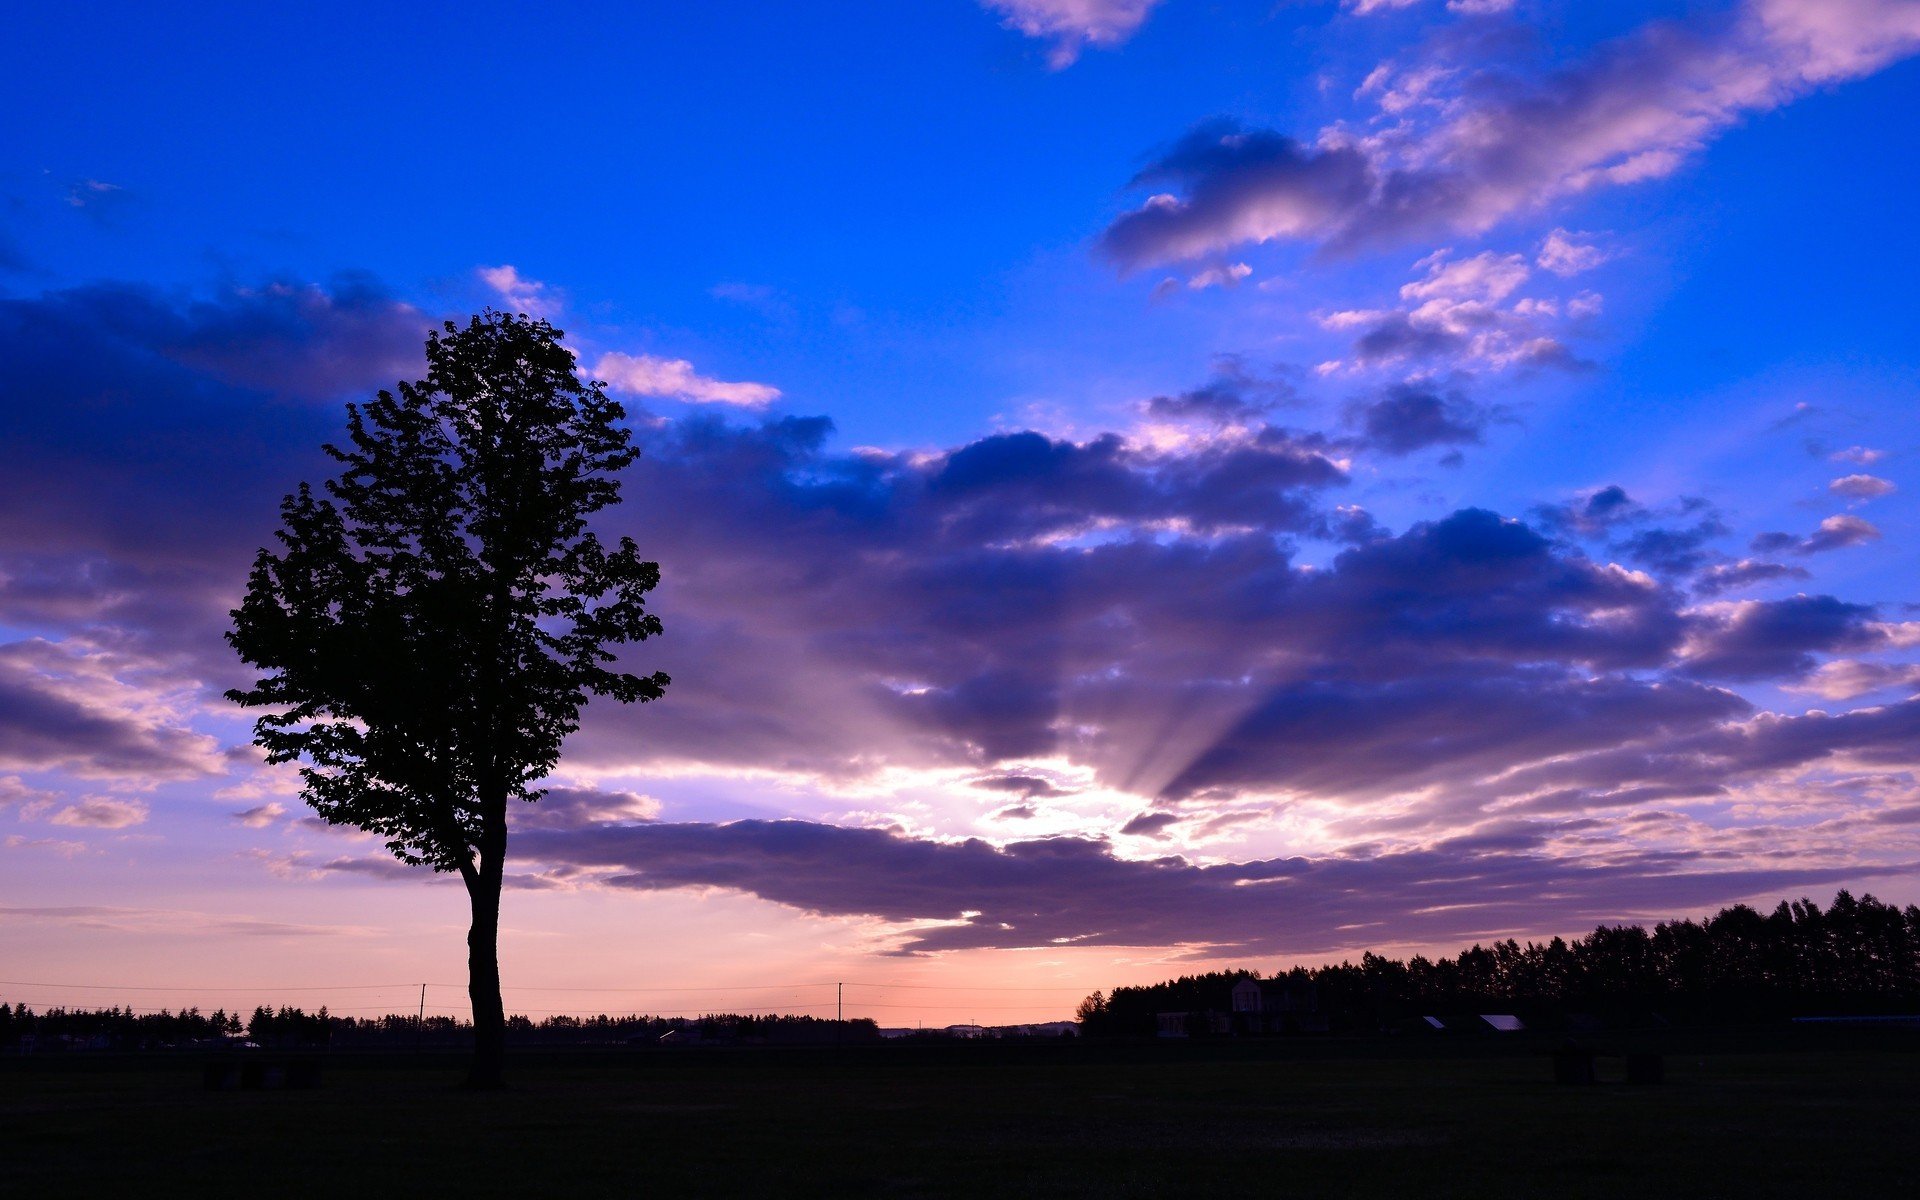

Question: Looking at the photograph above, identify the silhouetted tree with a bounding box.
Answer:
[227,311,669,1087]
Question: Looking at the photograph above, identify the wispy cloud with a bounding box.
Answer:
[1101,0,1920,266]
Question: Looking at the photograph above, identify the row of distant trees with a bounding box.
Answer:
[1077,891,1920,1036]
[0,1003,882,1051]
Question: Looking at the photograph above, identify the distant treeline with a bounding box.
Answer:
[1077,891,1920,1036]
[0,1003,880,1051]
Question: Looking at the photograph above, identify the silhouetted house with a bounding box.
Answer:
[1229,978,1327,1034]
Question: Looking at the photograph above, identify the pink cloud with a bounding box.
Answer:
[1830,474,1897,500]
[49,797,149,829]
[981,0,1162,67]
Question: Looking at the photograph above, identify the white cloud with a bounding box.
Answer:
[1319,249,1592,372]
[1187,263,1253,291]
[593,352,782,408]
[1400,249,1531,304]
[478,264,560,318]
[1538,229,1612,277]
[981,0,1162,67]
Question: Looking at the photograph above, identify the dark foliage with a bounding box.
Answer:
[1077,890,1920,1035]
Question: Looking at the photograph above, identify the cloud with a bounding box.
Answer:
[1787,660,1920,701]
[1679,595,1887,682]
[1348,381,1492,455]
[478,264,560,318]
[1829,445,1886,465]
[0,775,55,815]
[1100,0,1920,265]
[1751,514,1882,556]
[4,274,1916,927]
[1537,229,1611,277]
[47,797,149,829]
[510,785,663,831]
[1184,263,1254,291]
[1346,1,1516,14]
[231,803,287,828]
[0,904,373,938]
[593,351,782,407]
[2,835,89,857]
[1830,473,1896,500]
[981,0,1162,67]
[974,773,1076,799]
[1318,249,1592,372]
[0,639,223,780]
[1119,811,1179,838]
[511,816,1904,957]
[64,179,134,226]
[1693,559,1812,596]
[1142,357,1297,425]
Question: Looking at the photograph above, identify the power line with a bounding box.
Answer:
[0,980,419,993]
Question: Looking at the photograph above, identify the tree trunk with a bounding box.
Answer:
[465,870,506,1089]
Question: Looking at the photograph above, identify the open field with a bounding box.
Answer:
[4,1030,1916,1198]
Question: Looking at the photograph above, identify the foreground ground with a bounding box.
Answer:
[3,1029,1915,1197]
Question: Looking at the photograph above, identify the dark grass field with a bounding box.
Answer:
[4,1030,1915,1197]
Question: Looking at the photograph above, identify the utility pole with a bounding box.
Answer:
[417,983,426,1051]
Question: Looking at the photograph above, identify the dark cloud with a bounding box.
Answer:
[1349,382,1490,455]
[1693,559,1813,596]
[1535,485,1641,537]
[1615,520,1728,577]
[1534,489,1730,580]
[1680,596,1885,683]
[974,773,1075,799]
[1101,120,1373,270]
[1752,515,1882,556]
[511,817,1912,957]
[1120,812,1179,838]
[1143,357,1295,424]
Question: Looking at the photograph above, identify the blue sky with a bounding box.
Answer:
[3,0,1918,1023]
